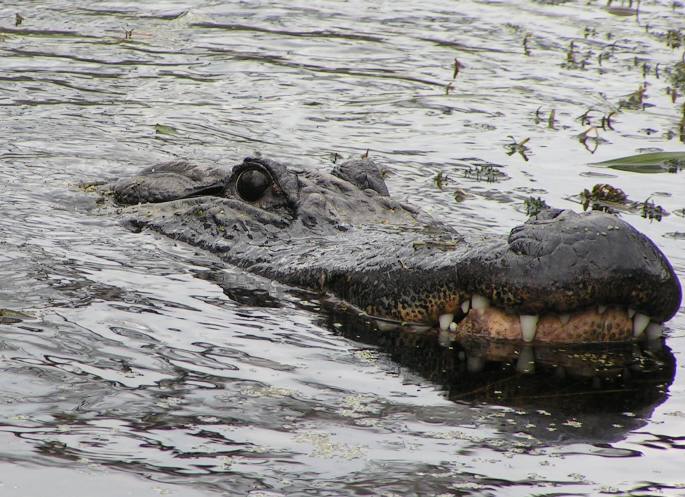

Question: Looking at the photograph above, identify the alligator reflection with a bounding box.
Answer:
[320,305,675,415]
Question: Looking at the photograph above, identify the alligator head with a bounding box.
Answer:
[106,157,681,344]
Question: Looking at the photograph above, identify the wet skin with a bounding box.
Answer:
[105,157,682,344]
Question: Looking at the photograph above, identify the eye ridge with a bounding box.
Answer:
[236,168,272,202]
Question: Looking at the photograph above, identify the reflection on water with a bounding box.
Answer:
[1,0,685,495]
[324,306,676,438]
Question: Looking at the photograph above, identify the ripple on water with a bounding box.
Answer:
[1,0,685,495]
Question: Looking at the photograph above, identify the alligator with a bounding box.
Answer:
[103,156,682,344]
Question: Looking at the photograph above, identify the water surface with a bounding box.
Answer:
[1,1,684,496]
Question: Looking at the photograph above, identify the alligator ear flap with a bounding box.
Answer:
[331,159,390,197]
[111,161,229,205]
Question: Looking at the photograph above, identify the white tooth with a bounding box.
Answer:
[467,355,484,373]
[471,295,490,310]
[628,308,636,319]
[598,305,607,314]
[439,313,454,331]
[646,323,663,340]
[520,315,539,342]
[633,313,650,338]
[461,299,471,314]
[449,321,458,332]
[516,346,535,374]
[438,329,453,347]
[376,321,399,332]
[560,314,570,325]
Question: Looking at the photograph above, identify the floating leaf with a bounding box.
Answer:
[0,308,34,324]
[591,152,685,173]
[607,6,637,16]
[154,123,178,136]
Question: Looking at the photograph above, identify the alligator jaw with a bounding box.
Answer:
[369,293,664,344]
[441,295,662,343]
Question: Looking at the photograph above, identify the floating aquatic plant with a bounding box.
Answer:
[618,83,648,110]
[463,164,505,182]
[578,183,668,221]
[434,171,448,190]
[669,61,685,93]
[505,136,531,161]
[592,151,685,173]
[154,123,178,136]
[665,29,683,50]
[523,33,531,56]
[524,196,548,217]
[641,198,667,221]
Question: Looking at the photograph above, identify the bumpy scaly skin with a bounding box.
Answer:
[104,157,682,344]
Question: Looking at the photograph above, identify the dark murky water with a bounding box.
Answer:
[1,1,684,495]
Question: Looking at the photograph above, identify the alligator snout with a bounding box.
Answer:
[412,209,682,343]
[459,209,681,317]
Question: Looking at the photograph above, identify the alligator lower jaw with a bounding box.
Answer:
[375,296,663,344]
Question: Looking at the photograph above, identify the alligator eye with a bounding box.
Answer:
[236,169,271,202]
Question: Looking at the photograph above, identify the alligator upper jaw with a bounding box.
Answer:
[361,210,681,344]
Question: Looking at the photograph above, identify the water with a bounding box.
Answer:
[1,1,684,495]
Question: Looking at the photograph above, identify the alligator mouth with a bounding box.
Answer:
[373,294,664,344]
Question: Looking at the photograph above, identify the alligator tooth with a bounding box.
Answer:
[520,315,539,343]
[598,305,607,314]
[516,346,535,374]
[438,329,454,347]
[438,313,454,331]
[559,313,570,325]
[461,299,470,314]
[628,308,636,319]
[471,295,490,310]
[633,313,650,338]
[646,323,663,340]
[375,321,399,332]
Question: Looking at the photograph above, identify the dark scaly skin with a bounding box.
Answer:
[104,157,682,343]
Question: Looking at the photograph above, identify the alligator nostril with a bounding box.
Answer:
[236,169,271,202]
